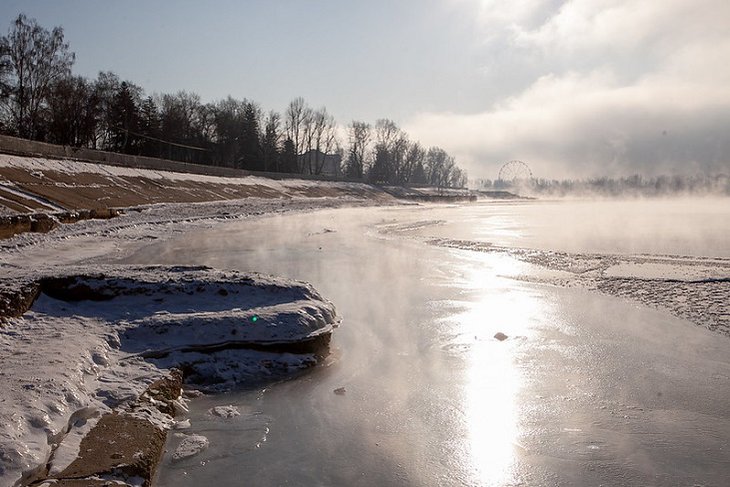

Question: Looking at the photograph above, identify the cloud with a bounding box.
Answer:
[515,0,729,54]
[406,0,730,179]
[451,0,560,31]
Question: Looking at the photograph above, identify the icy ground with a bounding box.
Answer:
[431,239,730,335]
[2,195,727,485]
[1,196,379,269]
[0,197,357,487]
[140,203,729,487]
[380,218,730,336]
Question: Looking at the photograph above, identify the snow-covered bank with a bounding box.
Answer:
[0,153,395,216]
[0,196,382,270]
[0,265,337,486]
[0,193,359,486]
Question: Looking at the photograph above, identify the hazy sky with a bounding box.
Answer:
[2,0,728,179]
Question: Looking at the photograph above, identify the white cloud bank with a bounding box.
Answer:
[408,0,730,179]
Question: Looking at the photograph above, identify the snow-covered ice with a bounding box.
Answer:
[377,206,730,336]
[0,265,337,485]
[171,434,209,462]
[208,406,241,419]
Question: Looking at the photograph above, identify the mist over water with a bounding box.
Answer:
[121,199,730,486]
[406,198,730,258]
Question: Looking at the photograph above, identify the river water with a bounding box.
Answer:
[123,198,730,486]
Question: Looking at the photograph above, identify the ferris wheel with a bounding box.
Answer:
[498,160,533,182]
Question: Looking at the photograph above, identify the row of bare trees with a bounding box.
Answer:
[283,97,339,174]
[344,119,467,187]
[0,14,467,186]
[0,14,74,141]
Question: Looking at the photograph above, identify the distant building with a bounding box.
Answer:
[297,150,342,178]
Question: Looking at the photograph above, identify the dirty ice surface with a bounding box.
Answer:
[119,200,730,486]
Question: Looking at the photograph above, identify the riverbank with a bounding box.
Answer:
[0,152,484,241]
[0,165,389,487]
[0,147,481,485]
[0,265,338,487]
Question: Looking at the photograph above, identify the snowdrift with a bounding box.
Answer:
[0,265,337,486]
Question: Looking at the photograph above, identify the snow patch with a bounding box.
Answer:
[208,406,240,419]
[47,411,101,476]
[171,434,209,461]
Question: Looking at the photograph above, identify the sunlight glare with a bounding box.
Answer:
[454,254,546,485]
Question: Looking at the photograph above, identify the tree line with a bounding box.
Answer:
[478,174,730,196]
[0,14,467,188]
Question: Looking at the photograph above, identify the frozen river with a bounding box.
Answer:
[123,199,730,486]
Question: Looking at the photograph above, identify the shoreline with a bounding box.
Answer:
[2,265,339,487]
[0,173,364,487]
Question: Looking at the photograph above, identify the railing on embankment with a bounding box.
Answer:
[0,134,358,183]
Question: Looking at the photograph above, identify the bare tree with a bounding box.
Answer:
[369,118,403,183]
[92,71,121,149]
[309,107,338,174]
[449,167,468,188]
[0,14,75,139]
[261,110,281,171]
[284,97,312,171]
[213,96,246,166]
[0,43,12,130]
[345,121,371,179]
[46,75,99,147]
[194,102,217,147]
[301,107,315,172]
[401,142,424,184]
[160,91,202,144]
[374,118,399,149]
[391,133,410,184]
[425,147,454,189]
[138,96,161,156]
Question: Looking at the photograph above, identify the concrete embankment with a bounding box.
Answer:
[0,154,394,215]
[26,373,183,487]
[0,152,392,239]
[0,135,476,226]
[0,152,478,240]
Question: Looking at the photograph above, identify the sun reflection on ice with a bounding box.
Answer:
[451,253,545,485]
[465,341,520,485]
